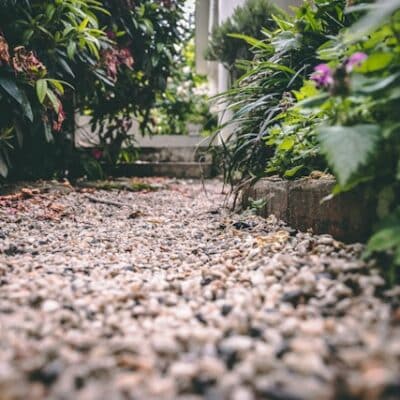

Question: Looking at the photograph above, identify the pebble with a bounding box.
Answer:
[0,179,398,400]
[41,300,61,312]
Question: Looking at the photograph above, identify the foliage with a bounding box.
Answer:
[150,38,217,136]
[205,0,281,81]
[213,0,399,280]
[0,0,188,179]
[297,0,400,281]
[87,0,188,163]
[213,0,353,184]
[0,0,106,178]
[263,81,327,178]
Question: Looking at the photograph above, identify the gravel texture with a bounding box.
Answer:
[0,179,399,400]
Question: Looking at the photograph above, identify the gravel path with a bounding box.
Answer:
[0,180,399,400]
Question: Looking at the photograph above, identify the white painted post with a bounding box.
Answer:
[195,0,210,75]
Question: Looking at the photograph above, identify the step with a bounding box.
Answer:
[135,134,212,148]
[138,146,212,163]
[114,162,215,179]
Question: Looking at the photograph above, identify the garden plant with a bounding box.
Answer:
[215,0,400,281]
[0,0,187,179]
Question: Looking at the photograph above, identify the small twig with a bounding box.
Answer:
[84,194,130,208]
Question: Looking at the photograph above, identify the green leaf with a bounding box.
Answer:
[319,125,380,185]
[78,17,90,32]
[382,122,400,139]
[67,41,77,59]
[20,91,33,122]
[284,165,303,178]
[36,79,48,104]
[227,33,274,51]
[296,93,329,108]
[368,226,400,252]
[58,58,75,78]
[357,53,394,73]
[47,79,64,95]
[278,136,295,151]
[46,88,60,112]
[0,77,24,105]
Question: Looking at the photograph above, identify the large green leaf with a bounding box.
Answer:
[36,79,48,104]
[319,124,380,185]
[368,226,400,252]
[20,91,33,122]
[0,77,24,105]
[0,77,33,121]
[357,52,394,73]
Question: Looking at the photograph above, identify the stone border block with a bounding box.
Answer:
[243,177,376,243]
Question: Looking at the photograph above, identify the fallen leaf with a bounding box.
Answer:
[256,230,290,247]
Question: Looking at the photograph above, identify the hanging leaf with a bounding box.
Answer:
[36,79,48,103]
[368,226,400,252]
[319,124,380,185]
[46,88,60,112]
[20,91,33,122]
[0,77,24,105]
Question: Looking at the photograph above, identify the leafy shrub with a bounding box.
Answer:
[0,0,106,178]
[0,0,187,179]
[87,0,187,163]
[264,84,327,178]
[150,37,217,136]
[294,0,400,281]
[213,0,353,184]
[205,0,281,81]
[212,0,399,281]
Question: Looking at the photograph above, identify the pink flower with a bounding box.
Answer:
[92,149,103,160]
[346,52,367,72]
[310,64,334,88]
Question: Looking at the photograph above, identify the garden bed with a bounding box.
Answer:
[242,176,376,243]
